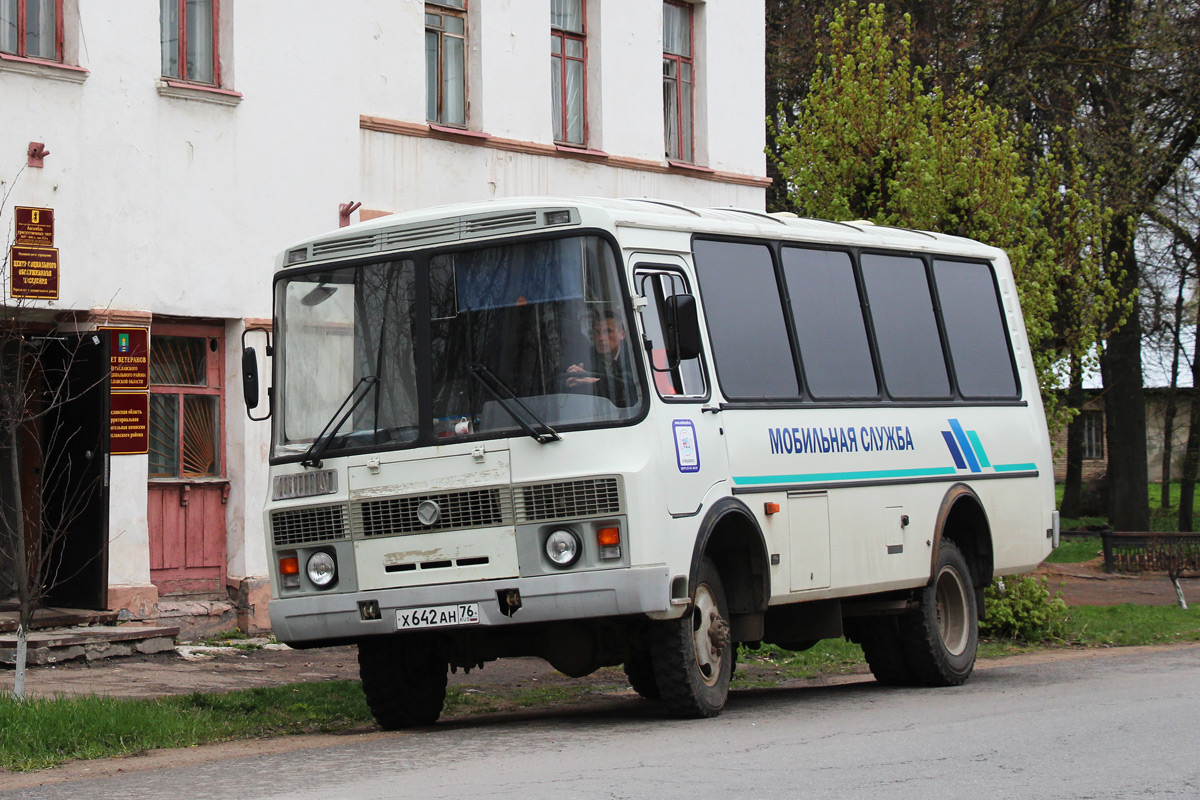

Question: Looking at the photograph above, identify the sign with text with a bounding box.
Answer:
[101,327,150,390]
[9,245,59,300]
[110,392,150,456]
[15,206,54,246]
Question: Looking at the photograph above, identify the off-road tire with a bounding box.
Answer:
[650,557,733,718]
[847,616,918,686]
[623,650,660,699]
[898,539,978,686]
[358,635,448,729]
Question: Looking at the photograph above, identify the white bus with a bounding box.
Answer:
[242,197,1058,726]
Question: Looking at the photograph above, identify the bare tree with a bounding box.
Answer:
[1,177,107,699]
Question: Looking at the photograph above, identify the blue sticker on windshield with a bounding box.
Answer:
[673,419,700,473]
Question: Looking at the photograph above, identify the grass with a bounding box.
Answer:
[1044,536,1102,564]
[0,682,373,772]
[1057,481,1200,532]
[1062,604,1200,646]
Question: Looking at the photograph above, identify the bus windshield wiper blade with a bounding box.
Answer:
[302,375,380,467]
[467,363,560,444]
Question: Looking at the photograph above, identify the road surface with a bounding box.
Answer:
[3,645,1198,799]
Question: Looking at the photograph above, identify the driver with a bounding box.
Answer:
[564,310,635,408]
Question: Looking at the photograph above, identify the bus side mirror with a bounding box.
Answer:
[242,347,260,410]
[665,294,702,363]
[241,326,272,422]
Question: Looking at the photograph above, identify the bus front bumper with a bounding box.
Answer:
[269,565,671,646]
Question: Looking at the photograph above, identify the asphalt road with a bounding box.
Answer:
[3,646,1198,800]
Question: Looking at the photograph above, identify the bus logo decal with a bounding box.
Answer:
[673,419,700,473]
[942,419,991,473]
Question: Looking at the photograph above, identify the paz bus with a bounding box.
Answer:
[241,196,1058,726]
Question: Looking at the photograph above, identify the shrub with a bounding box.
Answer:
[980,575,1068,641]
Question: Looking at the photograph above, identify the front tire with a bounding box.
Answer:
[650,558,733,718]
[623,649,660,699]
[358,635,449,729]
[899,539,978,686]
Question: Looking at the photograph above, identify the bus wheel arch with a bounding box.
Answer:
[932,484,994,611]
[688,497,771,638]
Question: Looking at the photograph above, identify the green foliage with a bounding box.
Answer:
[1062,604,1200,646]
[769,2,1127,431]
[980,575,1068,641]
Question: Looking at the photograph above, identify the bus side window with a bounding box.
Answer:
[636,270,706,399]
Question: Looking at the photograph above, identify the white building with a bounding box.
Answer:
[0,0,767,632]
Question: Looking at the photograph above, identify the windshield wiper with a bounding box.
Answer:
[467,363,560,444]
[301,375,380,467]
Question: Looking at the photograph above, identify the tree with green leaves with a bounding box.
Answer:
[770,2,1123,428]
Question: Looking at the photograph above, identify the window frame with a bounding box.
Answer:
[0,0,64,63]
[551,0,588,147]
[1082,410,1104,460]
[160,0,220,87]
[634,265,710,403]
[148,323,226,481]
[662,0,695,163]
[425,0,468,128]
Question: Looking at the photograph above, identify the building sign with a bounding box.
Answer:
[8,245,59,300]
[15,206,54,246]
[110,392,150,456]
[101,327,150,390]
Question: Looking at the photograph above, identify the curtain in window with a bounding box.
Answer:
[442,17,465,125]
[663,2,690,56]
[0,0,17,55]
[25,0,55,59]
[565,40,584,143]
[185,0,214,84]
[663,59,679,158]
[551,0,583,33]
[160,0,179,76]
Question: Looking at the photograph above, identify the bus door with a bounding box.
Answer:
[632,261,728,517]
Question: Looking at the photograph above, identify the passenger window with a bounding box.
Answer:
[636,270,706,398]
[782,247,878,399]
[860,253,951,399]
[692,240,799,398]
[933,260,1019,398]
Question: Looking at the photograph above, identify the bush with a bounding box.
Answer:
[980,575,1068,641]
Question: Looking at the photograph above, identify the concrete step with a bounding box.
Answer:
[0,624,180,666]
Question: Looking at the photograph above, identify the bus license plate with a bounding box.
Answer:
[396,603,480,630]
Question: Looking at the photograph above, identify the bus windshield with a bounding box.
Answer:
[273,234,642,459]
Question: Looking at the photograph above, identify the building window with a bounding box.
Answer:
[426,0,466,127]
[1082,411,1104,460]
[662,0,693,162]
[149,332,223,479]
[0,0,62,61]
[551,0,586,145]
[160,0,218,85]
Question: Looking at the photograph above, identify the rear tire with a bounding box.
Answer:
[623,650,660,699]
[847,616,917,686]
[899,539,978,686]
[358,635,448,729]
[650,557,733,718]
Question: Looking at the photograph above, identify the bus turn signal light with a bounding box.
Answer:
[764,502,780,515]
[597,527,621,560]
[280,555,301,588]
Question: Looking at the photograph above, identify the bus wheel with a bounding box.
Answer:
[899,539,978,686]
[358,635,448,729]
[651,557,732,718]
[623,650,661,699]
[848,616,917,686]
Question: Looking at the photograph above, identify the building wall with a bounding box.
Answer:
[1,0,767,622]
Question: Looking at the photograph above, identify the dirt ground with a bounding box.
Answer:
[1,558,1194,704]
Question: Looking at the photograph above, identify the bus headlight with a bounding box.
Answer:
[545,529,581,568]
[307,551,337,588]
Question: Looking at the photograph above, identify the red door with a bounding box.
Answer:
[147,324,227,597]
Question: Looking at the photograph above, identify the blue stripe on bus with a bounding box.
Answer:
[733,466,959,486]
[966,430,991,468]
[941,430,967,469]
[992,462,1038,472]
[948,419,981,472]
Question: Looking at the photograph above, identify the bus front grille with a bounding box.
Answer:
[515,477,622,523]
[353,488,513,537]
[271,504,348,547]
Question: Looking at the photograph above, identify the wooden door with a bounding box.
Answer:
[147,324,227,598]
